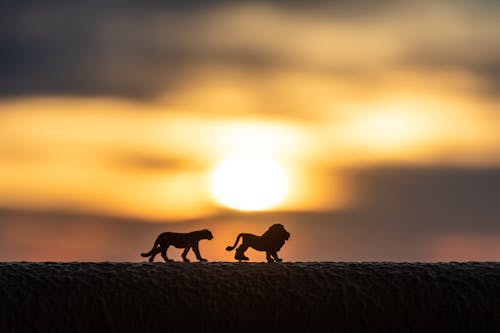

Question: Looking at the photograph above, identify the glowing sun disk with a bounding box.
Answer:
[210,154,288,211]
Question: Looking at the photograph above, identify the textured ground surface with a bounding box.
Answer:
[1,262,499,332]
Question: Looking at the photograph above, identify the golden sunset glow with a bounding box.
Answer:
[0,94,498,220]
[354,111,426,148]
[210,154,288,211]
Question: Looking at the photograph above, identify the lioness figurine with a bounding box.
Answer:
[141,229,213,262]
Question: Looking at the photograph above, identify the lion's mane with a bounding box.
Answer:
[260,224,290,252]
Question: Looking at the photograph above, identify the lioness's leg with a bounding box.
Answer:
[181,247,191,262]
[192,244,207,262]
[271,252,283,262]
[266,251,275,263]
[149,247,161,262]
[161,245,173,262]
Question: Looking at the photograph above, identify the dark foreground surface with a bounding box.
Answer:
[1,262,499,332]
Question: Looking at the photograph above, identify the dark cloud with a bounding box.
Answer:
[108,150,200,171]
[345,166,500,233]
[1,0,499,100]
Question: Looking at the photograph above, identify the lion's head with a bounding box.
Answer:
[262,223,290,251]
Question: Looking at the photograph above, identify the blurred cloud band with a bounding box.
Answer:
[1,1,499,100]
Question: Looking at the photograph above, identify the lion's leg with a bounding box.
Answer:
[235,243,249,261]
[266,251,275,263]
[192,244,207,262]
[161,245,173,262]
[271,252,283,262]
[181,247,191,262]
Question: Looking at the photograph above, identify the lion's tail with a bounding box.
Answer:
[141,239,160,257]
[225,234,243,251]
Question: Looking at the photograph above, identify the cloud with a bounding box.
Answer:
[1,1,499,102]
[345,166,500,233]
[109,150,200,171]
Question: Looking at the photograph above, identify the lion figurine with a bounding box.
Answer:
[141,229,213,262]
[226,224,290,262]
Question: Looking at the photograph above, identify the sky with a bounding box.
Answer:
[0,0,499,262]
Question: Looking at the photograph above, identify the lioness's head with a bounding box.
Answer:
[202,229,214,240]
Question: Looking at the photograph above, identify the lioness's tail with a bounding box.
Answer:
[225,234,243,251]
[141,239,160,257]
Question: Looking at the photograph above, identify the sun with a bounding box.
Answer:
[210,154,288,211]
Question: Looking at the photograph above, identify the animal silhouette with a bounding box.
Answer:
[141,229,213,262]
[226,224,290,262]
